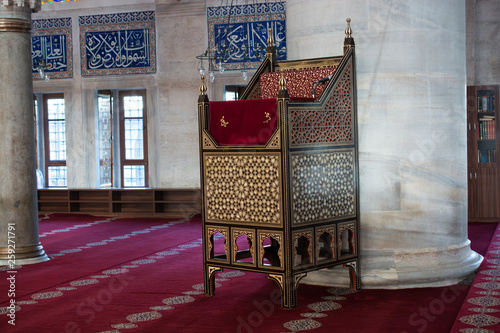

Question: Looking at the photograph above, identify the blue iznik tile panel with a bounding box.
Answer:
[207,2,286,71]
[79,11,156,76]
[32,18,73,80]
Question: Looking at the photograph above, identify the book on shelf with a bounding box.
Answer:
[479,149,496,163]
[478,117,496,140]
[477,92,495,113]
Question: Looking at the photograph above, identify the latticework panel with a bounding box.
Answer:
[203,153,281,225]
[291,149,355,224]
[260,67,336,99]
[289,61,353,146]
[246,83,261,100]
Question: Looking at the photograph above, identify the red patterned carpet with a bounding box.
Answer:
[451,222,500,332]
[0,214,497,333]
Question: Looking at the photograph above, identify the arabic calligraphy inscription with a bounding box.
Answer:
[31,18,73,80]
[85,29,151,71]
[207,3,287,71]
[79,11,156,76]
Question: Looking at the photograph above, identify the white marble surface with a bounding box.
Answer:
[286,0,482,288]
[0,4,37,235]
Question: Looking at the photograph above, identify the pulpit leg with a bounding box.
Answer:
[343,260,360,290]
[268,272,307,309]
[204,265,223,296]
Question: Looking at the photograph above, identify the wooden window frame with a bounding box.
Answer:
[97,90,115,188]
[43,93,66,188]
[118,90,149,188]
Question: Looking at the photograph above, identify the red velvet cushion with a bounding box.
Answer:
[260,67,336,99]
[208,99,277,146]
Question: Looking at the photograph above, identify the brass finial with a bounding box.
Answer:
[345,18,352,38]
[199,74,207,95]
[277,69,289,99]
[279,69,287,91]
[267,27,275,47]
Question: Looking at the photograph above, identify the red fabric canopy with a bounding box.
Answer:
[208,98,278,146]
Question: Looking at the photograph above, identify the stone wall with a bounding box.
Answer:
[467,0,500,86]
[32,0,206,189]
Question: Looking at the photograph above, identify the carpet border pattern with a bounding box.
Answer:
[453,223,500,332]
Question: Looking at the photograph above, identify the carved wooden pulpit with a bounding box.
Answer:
[198,19,360,308]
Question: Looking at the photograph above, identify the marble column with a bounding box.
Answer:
[0,0,48,265]
[286,0,482,288]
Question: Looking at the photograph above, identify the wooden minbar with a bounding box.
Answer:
[198,19,360,308]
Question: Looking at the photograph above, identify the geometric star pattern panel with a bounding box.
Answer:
[290,62,353,146]
[291,149,355,224]
[203,153,282,225]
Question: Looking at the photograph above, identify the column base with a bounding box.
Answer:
[302,242,483,289]
[0,243,50,266]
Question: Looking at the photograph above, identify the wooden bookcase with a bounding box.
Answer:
[467,85,500,222]
[38,189,200,217]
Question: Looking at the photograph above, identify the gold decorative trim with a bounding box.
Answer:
[343,260,357,271]
[208,265,222,278]
[266,130,281,149]
[220,116,229,127]
[263,112,271,124]
[0,18,31,33]
[277,57,343,71]
[205,265,223,296]
[294,272,307,286]
[202,132,215,149]
[268,273,283,289]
